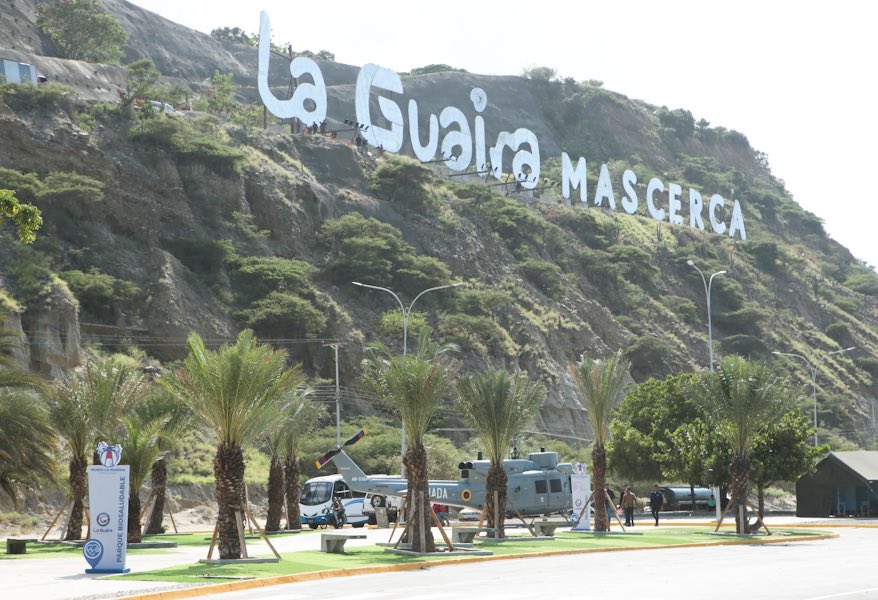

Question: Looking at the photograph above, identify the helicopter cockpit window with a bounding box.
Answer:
[549,479,562,493]
[333,480,352,498]
[535,480,548,494]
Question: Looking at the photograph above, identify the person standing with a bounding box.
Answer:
[621,486,637,526]
[649,484,664,526]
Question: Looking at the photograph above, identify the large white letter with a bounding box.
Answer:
[621,169,638,214]
[439,106,472,171]
[355,63,404,152]
[668,182,683,225]
[408,99,438,162]
[689,189,705,230]
[709,194,727,234]
[728,199,747,240]
[561,152,587,203]
[471,88,488,175]
[489,129,540,189]
[257,11,327,123]
[646,177,666,221]
[594,163,616,210]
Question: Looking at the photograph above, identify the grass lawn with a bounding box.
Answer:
[106,527,830,584]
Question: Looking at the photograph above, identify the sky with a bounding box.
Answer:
[127,0,878,271]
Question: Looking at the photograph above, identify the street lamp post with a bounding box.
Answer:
[352,280,466,475]
[772,347,856,445]
[687,260,727,372]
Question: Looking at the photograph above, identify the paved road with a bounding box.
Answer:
[208,527,878,600]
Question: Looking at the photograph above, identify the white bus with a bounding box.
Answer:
[299,474,368,529]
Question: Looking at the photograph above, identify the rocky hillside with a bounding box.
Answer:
[0,0,876,448]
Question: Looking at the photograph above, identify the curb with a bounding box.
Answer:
[118,531,837,600]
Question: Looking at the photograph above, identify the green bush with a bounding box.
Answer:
[607,244,657,286]
[825,322,854,348]
[844,265,878,296]
[519,259,564,299]
[0,82,78,112]
[439,313,514,356]
[367,155,440,213]
[0,168,42,202]
[394,255,453,296]
[130,117,245,172]
[453,288,512,316]
[721,334,768,358]
[60,269,140,318]
[36,172,104,203]
[239,291,326,338]
[230,256,314,304]
[379,309,427,338]
[624,335,680,381]
[659,295,699,326]
[713,305,769,335]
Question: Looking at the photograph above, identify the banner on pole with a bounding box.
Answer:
[84,444,129,574]
[571,463,592,531]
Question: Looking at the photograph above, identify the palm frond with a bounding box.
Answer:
[571,350,631,447]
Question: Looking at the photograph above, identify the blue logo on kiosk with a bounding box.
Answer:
[83,540,103,568]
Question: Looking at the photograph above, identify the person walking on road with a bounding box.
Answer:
[649,484,664,526]
[621,486,637,526]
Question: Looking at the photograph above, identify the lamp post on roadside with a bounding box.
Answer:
[772,347,856,445]
[352,280,466,475]
[687,260,727,372]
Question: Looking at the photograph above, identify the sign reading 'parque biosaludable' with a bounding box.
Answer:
[256,11,747,241]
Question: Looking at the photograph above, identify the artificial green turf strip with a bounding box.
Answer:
[0,532,307,560]
[107,527,828,584]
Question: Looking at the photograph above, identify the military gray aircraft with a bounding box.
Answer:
[316,429,575,517]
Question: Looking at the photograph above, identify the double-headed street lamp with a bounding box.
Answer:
[687,260,727,372]
[772,347,856,445]
[352,280,466,475]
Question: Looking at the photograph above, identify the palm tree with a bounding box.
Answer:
[142,389,190,535]
[0,367,55,503]
[280,389,321,531]
[119,411,167,543]
[692,357,791,533]
[362,327,456,553]
[571,350,630,532]
[162,331,304,559]
[47,357,149,540]
[455,370,545,537]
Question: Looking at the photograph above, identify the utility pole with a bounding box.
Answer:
[322,342,343,447]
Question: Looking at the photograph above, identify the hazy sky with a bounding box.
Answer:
[128,0,878,271]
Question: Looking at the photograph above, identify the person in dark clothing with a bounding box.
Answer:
[649,484,664,526]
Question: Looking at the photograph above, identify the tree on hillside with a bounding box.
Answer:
[572,350,630,532]
[210,27,257,46]
[162,331,305,559]
[691,357,792,533]
[0,189,42,244]
[362,327,457,552]
[47,357,150,540]
[456,370,545,537]
[36,0,128,64]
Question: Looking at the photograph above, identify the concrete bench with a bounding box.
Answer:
[451,527,497,544]
[533,521,562,536]
[6,537,36,554]
[320,532,367,553]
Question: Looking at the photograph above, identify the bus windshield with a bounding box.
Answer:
[300,481,333,505]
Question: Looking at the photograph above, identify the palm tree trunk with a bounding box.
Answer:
[265,456,284,532]
[128,490,142,543]
[65,455,87,541]
[214,443,246,559]
[592,444,609,532]
[284,457,301,530]
[145,458,167,534]
[729,453,751,534]
[486,463,508,538]
[404,441,435,553]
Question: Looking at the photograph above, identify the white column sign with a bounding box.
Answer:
[571,463,592,531]
[83,443,130,574]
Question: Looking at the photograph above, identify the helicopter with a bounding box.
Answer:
[315,429,575,518]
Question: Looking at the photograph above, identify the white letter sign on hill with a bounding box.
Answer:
[83,442,129,574]
[256,10,747,241]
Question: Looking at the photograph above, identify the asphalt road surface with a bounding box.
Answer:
[208,528,878,600]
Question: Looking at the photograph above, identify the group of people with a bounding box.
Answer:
[599,484,667,528]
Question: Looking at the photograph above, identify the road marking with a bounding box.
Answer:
[806,587,878,600]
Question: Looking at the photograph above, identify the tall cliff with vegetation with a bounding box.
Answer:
[0,0,876,452]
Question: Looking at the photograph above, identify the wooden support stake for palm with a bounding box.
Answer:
[84,506,91,540]
[476,503,488,530]
[140,490,156,521]
[235,509,248,559]
[244,501,281,559]
[393,498,415,549]
[715,494,736,532]
[243,487,254,535]
[167,492,179,534]
[42,498,71,541]
[427,495,454,551]
[388,497,408,544]
[417,491,427,553]
[207,520,219,559]
[493,490,501,538]
[507,497,537,537]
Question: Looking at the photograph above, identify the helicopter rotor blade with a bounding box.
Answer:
[315,428,369,469]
